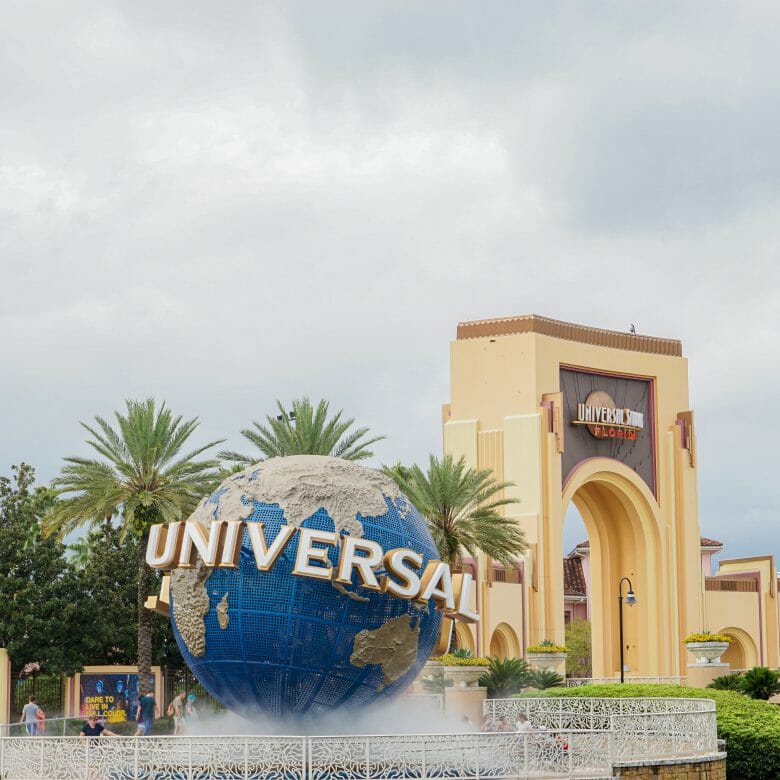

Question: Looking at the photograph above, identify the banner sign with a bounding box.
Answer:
[79,672,156,723]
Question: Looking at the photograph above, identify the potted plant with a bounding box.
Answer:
[683,632,732,664]
[526,640,568,670]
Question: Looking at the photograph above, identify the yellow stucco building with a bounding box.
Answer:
[443,314,775,679]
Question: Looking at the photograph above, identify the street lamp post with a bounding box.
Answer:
[618,577,637,684]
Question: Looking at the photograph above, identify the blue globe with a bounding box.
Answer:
[169,456,442,719]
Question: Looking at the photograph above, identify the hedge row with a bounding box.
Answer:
[523,683,780,780]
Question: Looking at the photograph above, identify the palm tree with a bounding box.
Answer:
[529,669,564,690]
[44,399,223,683]
[478,657,532,698]
[219,397,384,464]
[382,454,526,568]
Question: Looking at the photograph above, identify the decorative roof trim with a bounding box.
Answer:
[456,314,683,357]
[574,536,720,552]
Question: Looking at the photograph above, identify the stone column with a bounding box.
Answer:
[444,685,487,726]
[0,648,11,730]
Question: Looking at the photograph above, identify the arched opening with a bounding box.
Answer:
[718,627,758,670]
[490,622,520,659]
[453,622,476,655]
[562,460,663,679]
[563,504,592,678]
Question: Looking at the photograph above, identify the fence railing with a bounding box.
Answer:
[484,697,718,763]
[565,676,687,687]
[1,717,91,738]
[0,700,721,780]
[0,732,615,779]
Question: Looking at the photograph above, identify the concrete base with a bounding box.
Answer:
[444,685,486,727]
[687,662,730,688]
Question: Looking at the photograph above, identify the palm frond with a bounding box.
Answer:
[234,397,385,461]
[45,398,222,539]
[383,453,526,567]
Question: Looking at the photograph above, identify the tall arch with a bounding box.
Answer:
[490,622,520,659]
[561,459,665,678]
[717,627,758,670]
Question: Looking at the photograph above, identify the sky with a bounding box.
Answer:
[0,2,778,563]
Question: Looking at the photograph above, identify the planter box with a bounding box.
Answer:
[527,652,567,671]
[416,661,488,690]
[685,641,729,664]
[439,665,488,687]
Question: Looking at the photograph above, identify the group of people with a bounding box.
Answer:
[80,688,158,738]
[480,713,533,733]
[167,690,199,735]
[20,689,199,738]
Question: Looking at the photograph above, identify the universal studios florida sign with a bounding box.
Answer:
[145,520,480,624]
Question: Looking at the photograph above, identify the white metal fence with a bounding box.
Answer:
[0,698,720,780]
[0,733,613,779]
[484,697,719,761]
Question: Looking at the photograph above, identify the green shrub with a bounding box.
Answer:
[527,640,568,653]
[708,674,744,691]
[739,667,780,700]
[529,669,564,689]
[478,657,532,698]
[520,683,780,779]
[452,648,473,659]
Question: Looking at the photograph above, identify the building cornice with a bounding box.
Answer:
[456,314,683,357]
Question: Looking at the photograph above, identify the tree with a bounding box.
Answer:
[0,464,93,675]
[219,397,384,464]
[382,454,526,567]
[478,657,532,698]
[44,399,222,682]
[564,619,592,678]
[71,525,184,668]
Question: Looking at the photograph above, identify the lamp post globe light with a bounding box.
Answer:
[618,577,637,684]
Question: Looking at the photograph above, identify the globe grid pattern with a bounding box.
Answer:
[170,492,443,718]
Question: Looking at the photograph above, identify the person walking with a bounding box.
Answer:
[168,692,186,735]
[185,694,199,724]
[20,696,40,736]
[134,689,158,736]
[35,705,46,735]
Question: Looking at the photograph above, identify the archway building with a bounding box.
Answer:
[443,314,775,678]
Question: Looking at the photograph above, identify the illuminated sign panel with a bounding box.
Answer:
[573,390,644,440]
[560,368,655,494]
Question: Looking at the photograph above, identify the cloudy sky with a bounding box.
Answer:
[1,2,777,563]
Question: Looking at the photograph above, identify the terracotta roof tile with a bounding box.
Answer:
[564,556,587,597]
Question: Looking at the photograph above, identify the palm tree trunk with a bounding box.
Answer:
[137,545,155,687]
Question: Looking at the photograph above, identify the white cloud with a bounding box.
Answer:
[0,1,777,561]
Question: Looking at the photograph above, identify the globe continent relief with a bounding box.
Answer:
[169,456,443,718]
